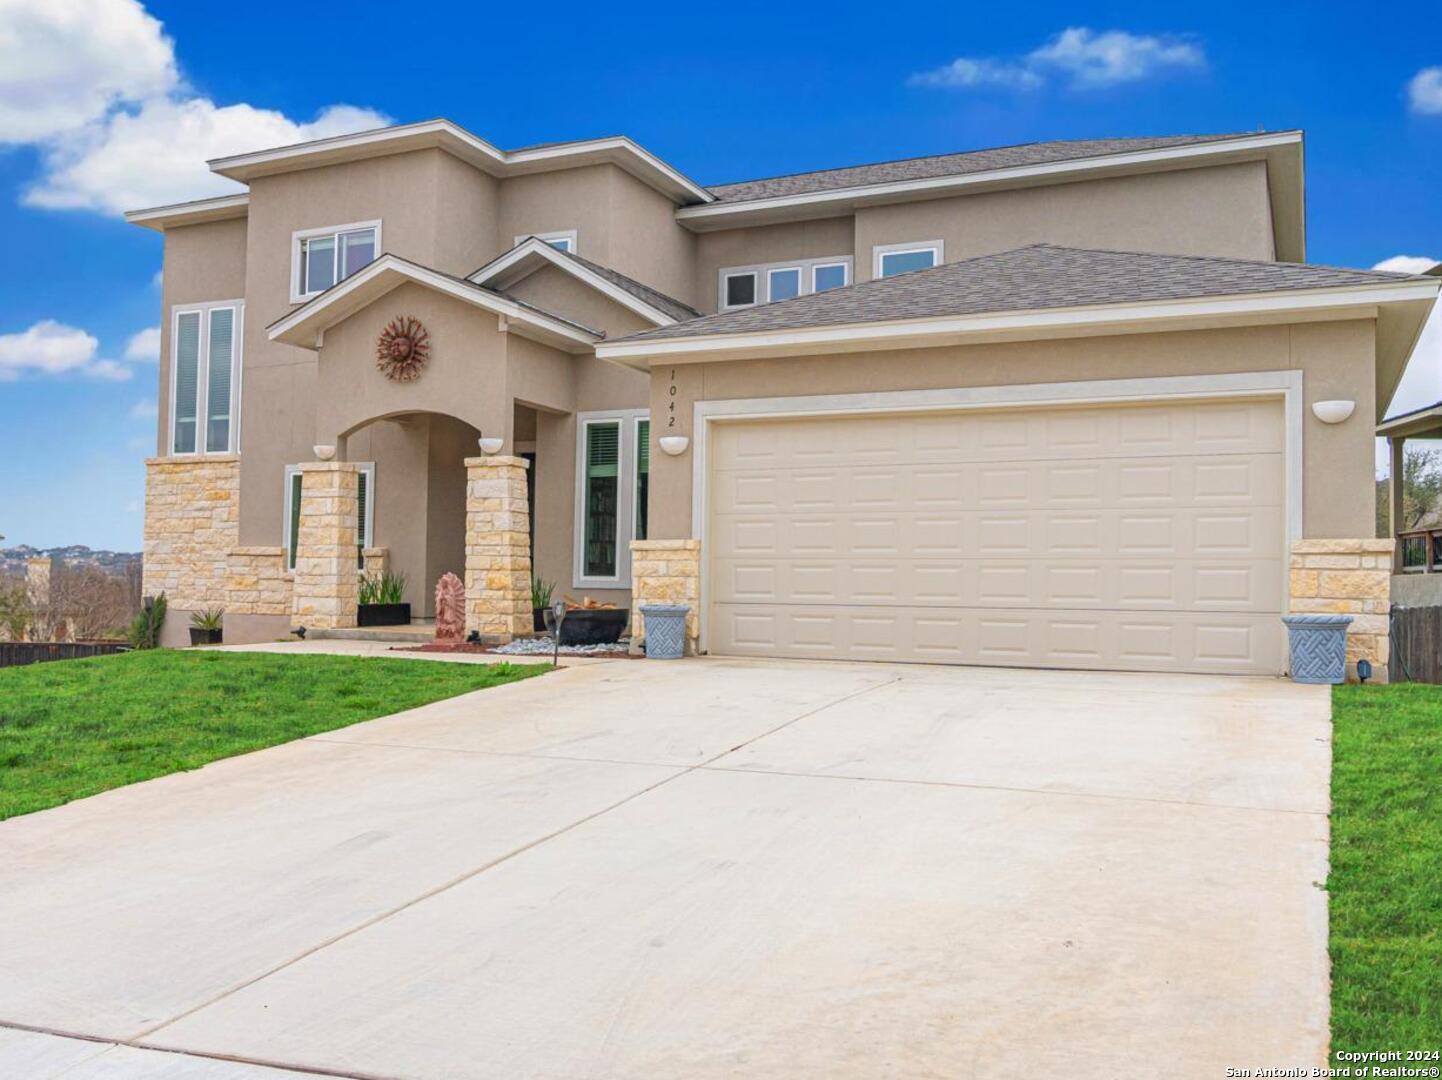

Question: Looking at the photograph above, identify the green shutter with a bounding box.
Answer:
[637,420,650,473]
[287,472,302,570]
[587,422,619,478]
[356,469,369,569]
[635,420,650,542]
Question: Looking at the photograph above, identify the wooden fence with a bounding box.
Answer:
[1389,606,1442,684]
[0,641,129,669]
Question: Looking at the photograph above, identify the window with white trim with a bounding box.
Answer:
[718,255,852,310]
[291,221,380,301]
[283,462,374,571]
[574,410,648,587]
[170,300,243,455]
[874,240,944,278]
[513,230,577,253]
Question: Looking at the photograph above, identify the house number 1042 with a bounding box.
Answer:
[668,368,677,427]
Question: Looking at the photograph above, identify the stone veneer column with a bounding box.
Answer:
[1289,539,1393,681]
[142,455,240,609]
[630,539,702,655]
[290,463,360,631]
[464,456,532,641]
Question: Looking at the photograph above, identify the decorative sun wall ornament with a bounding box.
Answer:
[376,316,431,382]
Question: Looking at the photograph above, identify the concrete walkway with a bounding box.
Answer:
[0,658,1331,1078]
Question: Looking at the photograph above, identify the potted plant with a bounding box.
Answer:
[557,596,628,646]
[531,577,555,633]
[358,569,410,626]
[189,606,223,646]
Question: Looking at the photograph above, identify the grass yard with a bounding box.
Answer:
[0,650,547,821]
[1329,683,1442,1051]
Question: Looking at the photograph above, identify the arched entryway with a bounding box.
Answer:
[340,411,481,619]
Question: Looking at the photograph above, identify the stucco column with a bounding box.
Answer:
[291,463,360,631]
[464,455,531,641]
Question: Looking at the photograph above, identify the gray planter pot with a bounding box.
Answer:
[1282,614,1353,684]
[640,604,690,659]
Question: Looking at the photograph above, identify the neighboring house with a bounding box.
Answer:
[128,121,1438,676]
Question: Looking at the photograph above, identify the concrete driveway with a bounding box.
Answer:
[0,658,1331,1079]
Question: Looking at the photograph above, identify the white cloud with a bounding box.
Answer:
[123,325,160,362]
[0,320,135,381]
[128,398,158,420]
[0,0,177,143]
[1377,255,1442,419]
[26,97,389,215]
[2,0,389,215]
[1408,67,1442,115]
[907,58,1043,91]
[910,27,1205,94]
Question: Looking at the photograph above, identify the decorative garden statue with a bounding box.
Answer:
[434,572,465,642]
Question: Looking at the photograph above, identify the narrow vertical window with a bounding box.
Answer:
[172,311,201,454]
[286,469,303,570]
[355,467,370,569]
[635,419,650,542]
[204,308,234,453]
[583,421,620,578]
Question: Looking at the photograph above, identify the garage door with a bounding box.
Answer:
[707,398,1286,674]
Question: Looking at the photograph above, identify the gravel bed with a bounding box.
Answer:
[491,637,631,656]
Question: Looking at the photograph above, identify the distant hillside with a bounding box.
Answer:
[0,545,141,577]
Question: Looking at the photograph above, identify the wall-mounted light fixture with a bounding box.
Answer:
[1311,400,1356,424]
[313,444,336,461]
[659,435,690,456]
[477,435,504,455]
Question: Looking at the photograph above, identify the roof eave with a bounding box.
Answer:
[467,239,681,326]
[267,254,601,354]
[679,132,1306,256]
[208,119,712,205]
[124,192,250,231]
[596,278,1438,371]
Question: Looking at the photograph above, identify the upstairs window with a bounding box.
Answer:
[515,230,577,253]
[292,221,380,301]
[719,256,852,310]
[171,301,243,455]
[875,241,943,278]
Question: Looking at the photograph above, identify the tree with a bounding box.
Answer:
[0,576,29,642]
[1379,446,1442,536]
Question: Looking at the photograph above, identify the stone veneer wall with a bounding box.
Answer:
[464,456,531,641]
[630,539,701,655]
[226,547,291,617]
[290,463,360,630]
[143,456,240,608]
[1289,539,1392,680]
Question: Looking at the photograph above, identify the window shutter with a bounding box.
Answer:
[637,420,650,474]
[205,308,234,452]
[173,312,201,453]
[587,423,619,478]
[287,471,302,570]
[356,469,369,549]
[635,420,650,543]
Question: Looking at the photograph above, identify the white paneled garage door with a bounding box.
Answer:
[706,398,1287,674]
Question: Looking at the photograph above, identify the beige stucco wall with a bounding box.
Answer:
[852,162,1276,283]
[506,265,658,340]
[646,319,1379,543]
[155,217,248,455]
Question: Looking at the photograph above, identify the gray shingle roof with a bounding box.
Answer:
[706,134,1261,203]
[622,245,1426,343]
[558,249,701,321]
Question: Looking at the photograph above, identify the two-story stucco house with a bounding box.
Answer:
[127,121,1438,676]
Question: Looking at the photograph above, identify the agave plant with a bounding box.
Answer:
[190,607,225,631]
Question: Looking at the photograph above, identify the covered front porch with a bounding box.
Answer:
[1378,402,1442,605]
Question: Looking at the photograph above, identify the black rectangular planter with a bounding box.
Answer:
[558,608,628,646]
[358,603,412,627]
[533,607,548,633]
[189,627,223,646]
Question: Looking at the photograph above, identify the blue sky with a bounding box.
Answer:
[1,0,1439,550]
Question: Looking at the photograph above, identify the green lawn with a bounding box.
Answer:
[1330,682,1442,1052]
[0,650,547,821]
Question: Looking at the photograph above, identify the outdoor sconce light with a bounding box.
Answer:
[658,435,690,456]
[477,435,504,455]
[1311,400,1356,424]
[313,444,336,460]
